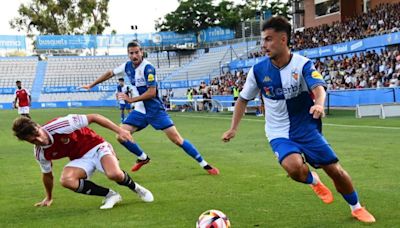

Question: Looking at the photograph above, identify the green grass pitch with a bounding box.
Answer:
[0,108,399,227]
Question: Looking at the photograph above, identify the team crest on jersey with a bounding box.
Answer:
[263,76,271,82]
[263,86,275,97]
[292,69,299,80]
[148,74,155,82]
[60,137,70,144]
[311,71,323,79]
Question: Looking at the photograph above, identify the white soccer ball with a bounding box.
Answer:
[196,209,231,228]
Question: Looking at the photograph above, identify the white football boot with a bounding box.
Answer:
[100,190,122,209]
[134,183,154,202]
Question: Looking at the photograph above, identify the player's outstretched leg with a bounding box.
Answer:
[322,163,375,223]
[163,126,219,175]
[60,167,121,209]
[119,139,150,171]
[116,124,150,172]
[281,154,333,204]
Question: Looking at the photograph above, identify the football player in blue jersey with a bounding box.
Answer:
[82,41,219,175]
[115,78,132,122]
[222,16,375,223]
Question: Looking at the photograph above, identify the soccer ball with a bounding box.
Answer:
[196,209,231,228]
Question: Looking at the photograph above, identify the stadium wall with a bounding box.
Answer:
[1,88,399,110]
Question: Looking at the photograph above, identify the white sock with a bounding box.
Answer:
[310,172,318,185]
[106,189,116,197]
[199,160,208,168]
[350,202,362,211]
[138,153,148,160]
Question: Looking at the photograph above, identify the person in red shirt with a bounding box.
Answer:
[13,80,31,119]
[12,113,154,209]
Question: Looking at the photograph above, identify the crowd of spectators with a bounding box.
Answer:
[316,47,400,89]
[292,3,400,50]
[217,47,400,95]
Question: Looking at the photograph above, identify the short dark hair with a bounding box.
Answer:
[16,80,21,84]
[118,78,124,82]
[262,16,291,46]
[127,40,141,49]
[12,117,39,140]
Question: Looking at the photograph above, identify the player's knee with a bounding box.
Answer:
[169,134,183,145]
[329,165,350,181]
[284,163,307,182]
[105,170,124,182]
[171,137,182,146]
[60,176,78,189]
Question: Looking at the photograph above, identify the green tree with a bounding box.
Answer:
[9,0,110,35]
[156,0,217,33]
[241,0,291,21]
[156,0,291,33]
[215,0,241,28]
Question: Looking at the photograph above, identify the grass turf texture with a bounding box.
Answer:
[0,108,398,227]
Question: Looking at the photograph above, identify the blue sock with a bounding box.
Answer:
[305,171,314,184]
[181,139,203,162]
[121,140,145,157]
[342,191,359,205]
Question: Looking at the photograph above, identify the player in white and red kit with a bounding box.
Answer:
[12,113,154,209]
[13,80,31,118]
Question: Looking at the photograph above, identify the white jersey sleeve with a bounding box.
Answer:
[25,89,31,96]
[34,146,52,173]
[112,63,126,76]
[43,114,89,134]
[240,67,260,100]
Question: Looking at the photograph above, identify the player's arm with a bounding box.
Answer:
[309,86,326,119]
[35,172,54,207]
[302,60,327,119]
[28,94,32,106]
[13,96,17,109]
[222,97,248,142]
[82,70,114,90]
[35,148,54,207]
[86,114,132,141]
[122,86,156,103]
[222,67,259,142]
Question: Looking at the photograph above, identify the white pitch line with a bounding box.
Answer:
[173,114,400,130]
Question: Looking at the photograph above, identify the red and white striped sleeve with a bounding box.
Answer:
[43,114,89,134]
[34,146,52,173]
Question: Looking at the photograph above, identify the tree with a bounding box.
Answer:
[156,0,217,33]
[9,0,110,36]
[241,0,291,21]
[215,0,241,29]
[156,0,291,33]
[267,0,292,20]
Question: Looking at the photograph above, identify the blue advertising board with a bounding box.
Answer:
[42,85,117,93]
[0,88,16,94]
[36,27,235,49]
[198,27,235,43]
[0,35,26,49]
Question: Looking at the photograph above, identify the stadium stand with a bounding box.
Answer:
[0,57,37,103]
[292,2,400,51]
[164,41,258,81]
[38,52,197,102]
